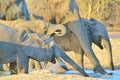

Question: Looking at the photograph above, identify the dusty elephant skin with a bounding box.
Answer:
[0,19,67,74]
[0,19,66,37]
[0,0,30,20]
[53,18,114,70]
[82,18,114,70]
[0,24,89,76]
[25,0,112,75]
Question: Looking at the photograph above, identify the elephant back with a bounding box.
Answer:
[0,24,28,44]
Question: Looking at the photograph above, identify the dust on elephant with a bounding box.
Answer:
[25,0,112,75]
[0,19,66,37]
[0,19,67,73]
[54,18,114,70]
[0,24,89,76]
[0,0,30,20]
[80,18,114,70]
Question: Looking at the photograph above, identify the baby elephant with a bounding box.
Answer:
[0,24,88,76]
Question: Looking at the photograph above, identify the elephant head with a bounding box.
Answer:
[45,24,66,37]
[21,32,88,76]
[88,18,114,70]
[24,0,112,75]
[0,19,66,37]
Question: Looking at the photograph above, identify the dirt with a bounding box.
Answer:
[0,32,120,80]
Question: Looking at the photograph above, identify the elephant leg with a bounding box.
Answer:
[3,63,18,74]
[56,57,69,71]
[29,59,42,71]
[55,45,89,76]
[74,48,84,69]
[17,53,29,74]
[29,59,35,69]
[67,20,112,75]
[10,62,18,74]
[102,39,114,70]
[34,60,42,71]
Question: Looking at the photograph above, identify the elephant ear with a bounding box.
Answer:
[21,30,29,43]
[21,29,35,42]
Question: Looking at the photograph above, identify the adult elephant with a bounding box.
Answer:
[0,0,30,20]
[0,24,88,76]
[26,0,112,75]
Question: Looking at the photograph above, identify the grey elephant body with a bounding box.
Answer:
[0,19,67,73]
[0,24,88,76]
[54,18,114,70]
[0,0,113,75]
[0,0,30,20]
[26,0,112,75]
[0,19,66,37]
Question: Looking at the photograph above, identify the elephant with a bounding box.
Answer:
[25,0,112,75]
[54,18,114,71]
[81,18,114,70]
[0,24,89,76]
[0,19,67,73]
[0,19,66,37]
[0,0,30,20]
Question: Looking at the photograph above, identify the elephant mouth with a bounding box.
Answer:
[98,44,103,49]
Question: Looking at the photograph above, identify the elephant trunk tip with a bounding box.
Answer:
[48,24,66,37]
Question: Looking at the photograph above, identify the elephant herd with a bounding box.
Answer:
[0,0,114,77]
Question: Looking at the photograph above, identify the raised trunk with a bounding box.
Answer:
[47,24,66,36]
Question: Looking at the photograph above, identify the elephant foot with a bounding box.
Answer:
[104,72,113,75]
[107,67,114,71]
[95,65,112,75]
[110,65,114,71]
[61,66,69,71]
[93,68,98,73]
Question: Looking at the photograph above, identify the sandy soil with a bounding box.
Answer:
[0,32,120,80]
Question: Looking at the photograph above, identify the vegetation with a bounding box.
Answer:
[76,0,120,28]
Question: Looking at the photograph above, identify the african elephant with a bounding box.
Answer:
[0,19,67,73]
[0,0,30,20]
[80,18,114,70]
[0,24,89,76]
[0,19,66,37]
[25,0,112,75]
[54,17,114,69]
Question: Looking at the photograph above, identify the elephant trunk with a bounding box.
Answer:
[47,24,66,37]
[54,44,89,77]
[102,38,114,70]
[66,19,110,75]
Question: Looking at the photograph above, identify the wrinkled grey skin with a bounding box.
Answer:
[0,19,66,37]
[54,18,114,70]
[0,24,88,76]
[29,0,111,75]
[0,0,30,20]
[80,18,114,70]
[0,19,67,73]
